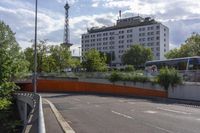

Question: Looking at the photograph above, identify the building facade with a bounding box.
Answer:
[81,16,169,67]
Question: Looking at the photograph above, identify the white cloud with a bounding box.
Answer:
[56,0,78,5]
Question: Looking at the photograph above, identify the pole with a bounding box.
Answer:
[33,0,38,93]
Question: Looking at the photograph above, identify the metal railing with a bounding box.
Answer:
[15,92,46,133]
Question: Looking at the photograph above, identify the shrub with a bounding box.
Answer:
[108,71,122,83]
[124,65,135,72]
[157,67,182,90]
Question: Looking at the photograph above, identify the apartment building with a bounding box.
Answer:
[81,16,169,67]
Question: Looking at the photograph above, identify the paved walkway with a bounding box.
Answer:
[43,100,63,133]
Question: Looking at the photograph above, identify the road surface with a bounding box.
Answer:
[42,93,200,133]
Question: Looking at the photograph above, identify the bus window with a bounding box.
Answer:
[191,58,200,70]
[177,59,187,70]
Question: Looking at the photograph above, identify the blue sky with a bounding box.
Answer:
[0,0,200,56]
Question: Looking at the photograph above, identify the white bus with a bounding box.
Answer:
[145,56,200,81]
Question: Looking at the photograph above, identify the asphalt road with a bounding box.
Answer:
[42,93,200,133]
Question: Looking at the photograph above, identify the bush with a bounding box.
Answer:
[108,71,122,83]
[108,71,150,83]
[0,98,12,110]
[157,67,182,90]
[124,65,135,72]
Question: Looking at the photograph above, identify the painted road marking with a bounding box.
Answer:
[73,98,81,102]
[118,100,124,102]
[144,110,157,114]
[128,102,135,104]
[111,110,134,119]
[95,105,100,107]
[157,107,191,115]
[145,122,174,133]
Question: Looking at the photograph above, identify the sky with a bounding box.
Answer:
[0,0,200,56]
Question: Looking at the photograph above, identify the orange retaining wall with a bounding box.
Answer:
[17,79,167,98]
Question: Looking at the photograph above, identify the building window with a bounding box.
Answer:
[119,45,124,48]
[103,37,108,41]
[127,34,132,38]
[156,31,160,35]
[156,25,160,29]
[119,40,124,44]
[127,29,132,33]
[156,42,160,46]
[110,32,115,35]
[156,36,160,40]
[156,47,160,51]
[103,33,108,36]
[91,34,95,38]
[103,42,108,45]
[119,35,124,39]
[97,34,101,37]
[119,30,124,34]
[110,36,114,40]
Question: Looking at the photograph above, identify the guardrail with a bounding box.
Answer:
[14,92,46,133]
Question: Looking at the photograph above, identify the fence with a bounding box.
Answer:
[14,92,46,133]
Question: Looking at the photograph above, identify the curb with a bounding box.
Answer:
[43,99,75,133]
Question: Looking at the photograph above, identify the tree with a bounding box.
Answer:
[82,49,108,72]
[24,41,74,73]
[0,21,29,82]
[49,44,72,72]
[165,33,200,59]
[122,45,153,69]
[0,21,29,131]
[24,40,49,73]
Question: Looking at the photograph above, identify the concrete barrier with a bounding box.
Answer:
[168,82,200,101]
[15,92,46,133]
[17,79,167,98]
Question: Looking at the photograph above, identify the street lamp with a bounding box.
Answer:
[33,0,38,93]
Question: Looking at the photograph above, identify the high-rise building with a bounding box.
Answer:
[81,16,169,67]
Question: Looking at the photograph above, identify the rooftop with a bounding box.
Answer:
[87,16,159,34]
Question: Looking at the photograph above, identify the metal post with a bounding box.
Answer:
[33,0,38,93]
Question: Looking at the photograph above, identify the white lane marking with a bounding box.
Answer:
[111,110,134,119]
[196,118,200,121]
[130,109,134,112]
[73,98,81,102]
[157,107,191,115]
[145,122,174,133]
[95,105,100,107]
[118,100,124,102]
[144,110,157,114]
[87,102,90,104]
[128,102,135,104]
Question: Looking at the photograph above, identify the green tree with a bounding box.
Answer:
[24,41,73,73]
[0,21,28,131]
[49,44,72,72]
[24,40,49,73]
[0,21,29,82]
[165,33,200,59]
[122,45,153,69]
[82,49,108,72]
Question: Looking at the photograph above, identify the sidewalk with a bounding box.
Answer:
[43,100,63,133]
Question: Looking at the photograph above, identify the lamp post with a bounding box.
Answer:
[33,0,38,93]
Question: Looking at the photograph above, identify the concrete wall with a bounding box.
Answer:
[168,82,200,101]
[17,79,167,98]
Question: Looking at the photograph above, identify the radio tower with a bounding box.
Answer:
[63,1,73,47]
